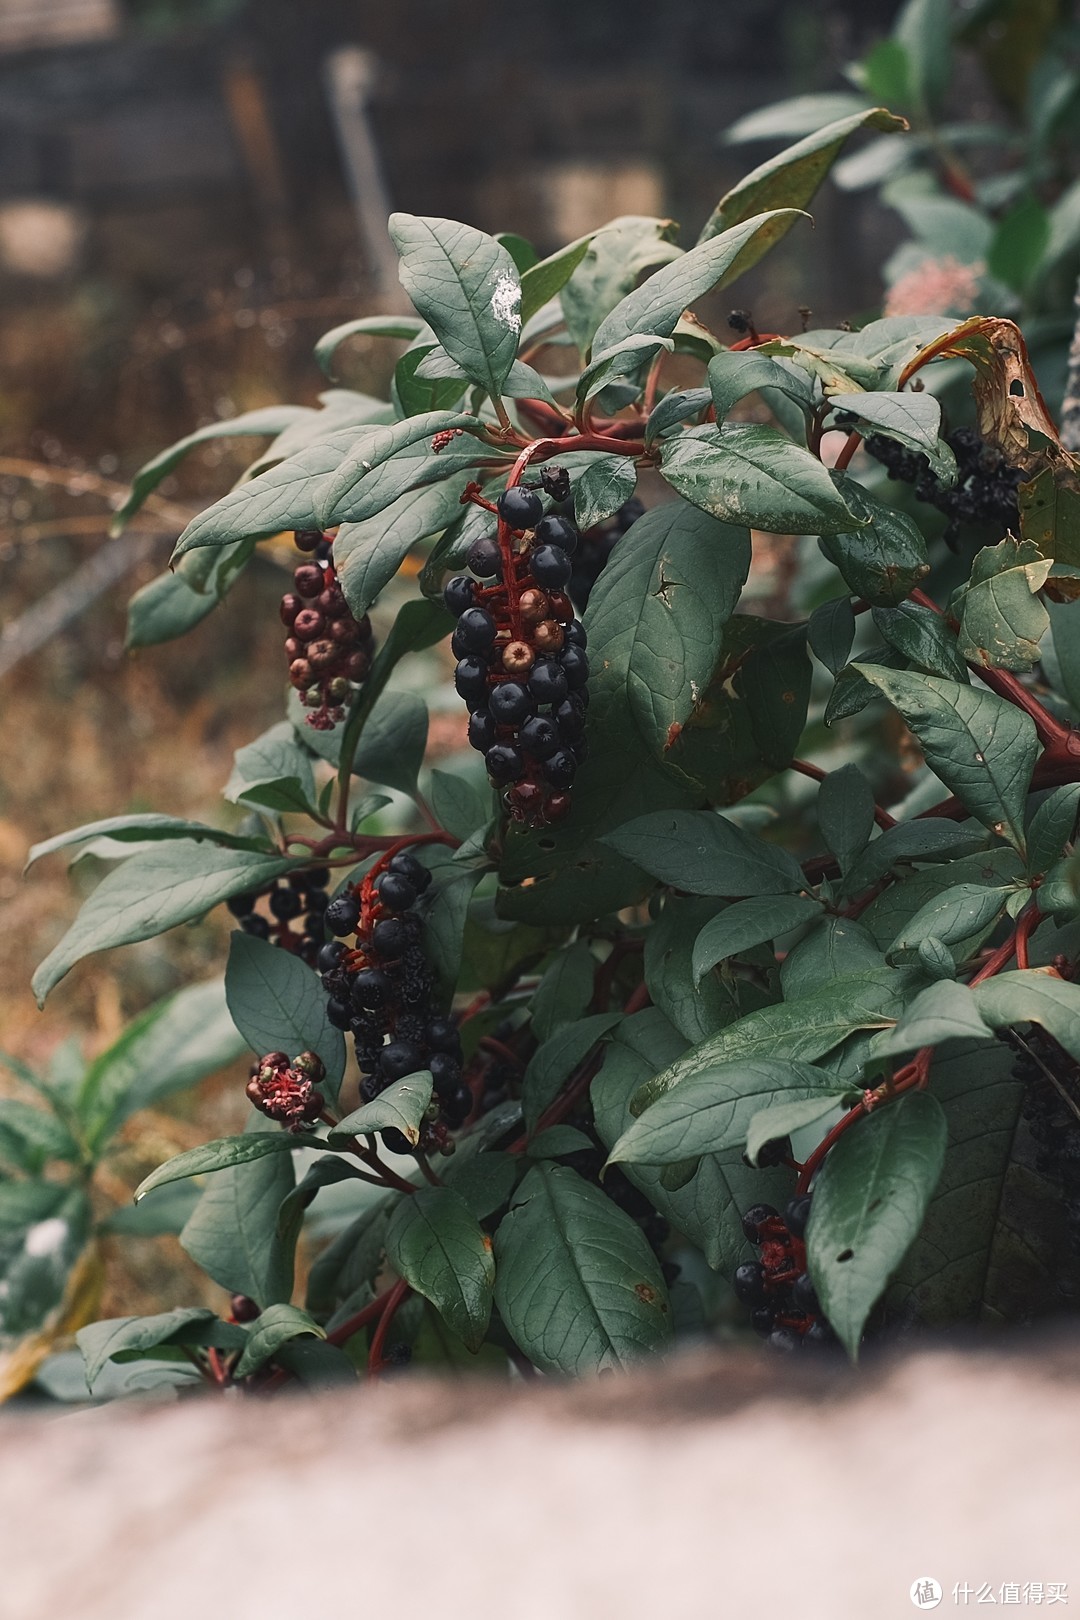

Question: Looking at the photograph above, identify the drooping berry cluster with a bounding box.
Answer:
[1012,1029,1080,1259]
[246,1049,326,1132]
[317,849,471,1149]
[568,497,645,611]
[226,866,330,968]
[444,481,590,827]
[280,528,374,730]
[861,425,1025,548]
[734,1197,833,1351]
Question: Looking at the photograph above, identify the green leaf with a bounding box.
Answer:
[385,1185,494,1351]
[633,970,911,1112]
[807,1091,947,1357]
[607,1056,840,1166]
[850,665,1038,851]
[593,210,801,357]
[952,537,1051,673]
[744,1093,850,1166]
[32,843,304,1005]
[422,851,483,1000]
[224,720,316,817]
[335,477,467,619]
[972,970,1080,1062]
[1027,784,1080,877]
[644,386,711,446]
[111,405,313,534]
[527,1125,595,1159]
[661,424,861,536]
[79,976,247,1144]
[560,216,683,356]
[428,769,487,844]
[522,1012,621,1132]
[234,1304,325,1378]
[388,213,521,396]
[393,343,468,417]
[576,334,672,406]
[103,1181,201,1238]
[77,1307,217,1389]
[0,1187,90,1343]
[225,933,346,1099]
[26,814,267,868]
[180,1123,298,1308]
[496,232,538,273]
[699,108,907,243]
[828,390,952,476]
[874,980,993,1058]
[691,894,821,983]
[126,537,256,649]
[988,194,1051,294]
[707,349,813,422]
[0,1100,77,1174]
[893,0,952,115]
[531,941,597,1043]
[603,809,805,897]
[493,1163,671,1373]
[644,894,756,1044]
[779,916,885,1000]
[316,412,488,528]
[840,821,990,896]
[820,476,929,604]
[170,427,357,556]
[519,233,594,326]
[871,602,968,680]
[887,884,1012,963]
[329,1071,434,1147]
[582,499,750,756]
[353,689,428,796]
[571,454,638,531]
[807,597,856,675]
[817,765,876,874]
[314,314,424,378]
[135,1131,311,1203]
[724,93,872,144]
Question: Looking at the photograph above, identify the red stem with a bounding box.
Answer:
[368,1277,411,1374]
[832,430,861,472]
[790,758,896,832]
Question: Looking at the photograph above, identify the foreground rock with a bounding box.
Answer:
[2,1340,1077,1620]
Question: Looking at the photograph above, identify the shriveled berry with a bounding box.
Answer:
[378,872,417,912]
[486,743,525,782]
[508,780,546,819]
[325,893,361,935]
[530,545,573,588]
[741,1204,779,1244]
[443,575,476,616]
[533,620,565,654]
[467,537,501,577]
[534,514,579,554]
[498,486,543,529]
[489,682,533,724]
[519,588,550,621]
[539,465,571,502]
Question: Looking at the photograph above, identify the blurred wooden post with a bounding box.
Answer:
[221,53,293,261]
[323,47,406,308]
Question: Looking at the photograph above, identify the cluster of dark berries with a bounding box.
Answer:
[1013,1029,1080,1261]
[317,849,471,1149]
[280,528,374,730]
[861,425,1025,548]
[568,498,644,612]
[246,1048,326,1132]
[443,480,590,827]
[227,867,330,969]
[733,1197,832,1350]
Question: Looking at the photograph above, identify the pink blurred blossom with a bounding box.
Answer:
[884,255,984,317]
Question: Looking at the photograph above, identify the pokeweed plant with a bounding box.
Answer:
[0,979,246,1400]
[24,99,1080,1396]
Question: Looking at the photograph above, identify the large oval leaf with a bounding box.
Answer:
[661,424,861,536]
[385,1186,494,1352]
[225,933,346,1101]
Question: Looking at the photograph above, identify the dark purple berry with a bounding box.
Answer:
[269,887,303,920]
[553,696,586,740]
[388,852,431,891]
[733,1262,768,1306]
[498,487,543,529]
[519,715,560,759]
[766,1327,802,1353]
[564,620,587,648]
[455,657,490,705]
[429,1051,461,1093]
[485,743,525,783]
[351,969,392,1009]
[741,1204,779,1244]
[371,917,409,958]
[317,941,346,974]
[529,544,573,588]
[489,682,533,724]
[750,1306,775,1336]
[467,538,502,578]
[426,1017,460,1053]
[443,576,476,616]
[456,607,498,653]
[792,1272,820,1314]
[785,1194,812,1238]
[542,749,578,789]
[380,1040,424,1080]
[468,709,497,752]
[326,997,352,1030]
[528,660,568,706]
[239,914,271,938]
[325,893,361,936]
[533,514,579,554]
[377,872,418,912]
[560,645,589,688]
[227,891,260,918]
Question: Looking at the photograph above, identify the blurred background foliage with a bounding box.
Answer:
[1,0,1079,1332]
